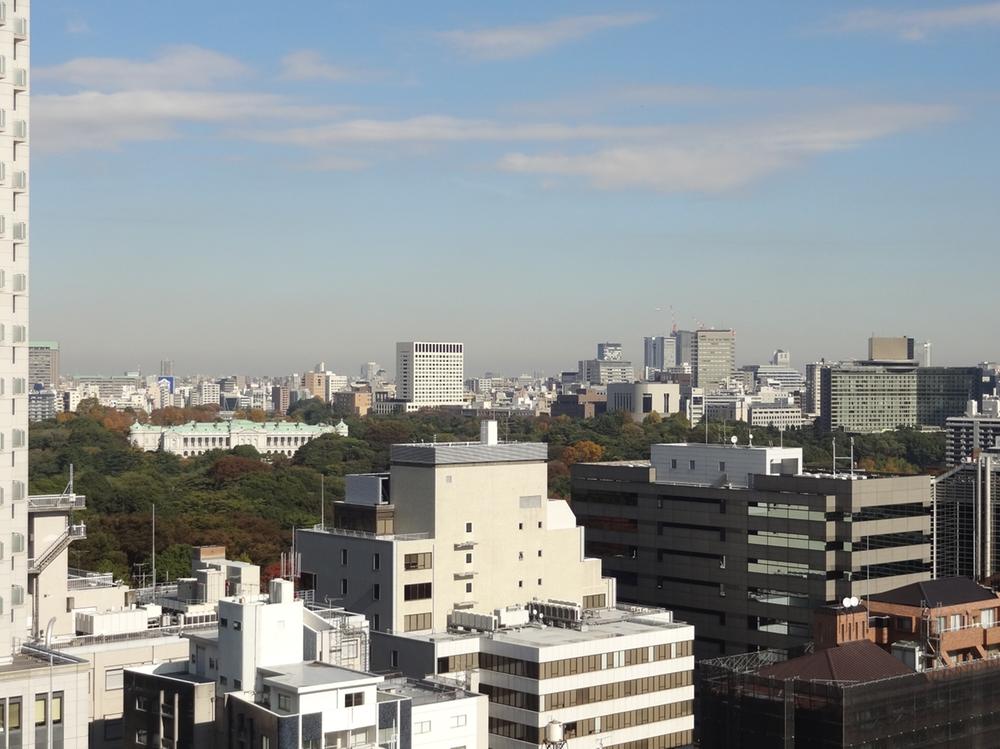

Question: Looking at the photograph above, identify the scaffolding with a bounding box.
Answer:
[698,650,1000,748]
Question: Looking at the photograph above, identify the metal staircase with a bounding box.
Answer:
[28,524,86,575]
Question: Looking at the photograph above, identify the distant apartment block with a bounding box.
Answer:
[691,329,735,392]
[395,341,465,409]
[748,403,807,430]
[270,384,290,415]
[28,387,58,422]
[28,340,60,387]
[946,398,1000,464]
[333,388,372,417]
[820,366,917,432]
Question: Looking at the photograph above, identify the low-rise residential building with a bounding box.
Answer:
[748,403,807,429]
[699,577,1000,748]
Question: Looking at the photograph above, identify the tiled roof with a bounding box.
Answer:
[868,577,998,609]
[758,641,912,683]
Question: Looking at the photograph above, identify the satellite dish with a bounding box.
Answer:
[730,435,738,445]
[842,597,852,608]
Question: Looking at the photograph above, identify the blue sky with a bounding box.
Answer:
[29,1,1000,376]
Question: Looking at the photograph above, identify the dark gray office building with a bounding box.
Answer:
[571,444,932,658]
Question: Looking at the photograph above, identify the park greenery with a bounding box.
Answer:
[29,397,945,586]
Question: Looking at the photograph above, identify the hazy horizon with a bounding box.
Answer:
[29,2,1000,375]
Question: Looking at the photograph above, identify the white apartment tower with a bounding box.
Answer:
[0,0,30,664]
[396,341,464,408]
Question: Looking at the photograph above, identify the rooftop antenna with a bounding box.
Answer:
[832,437,855,477]
[151,503,156,602]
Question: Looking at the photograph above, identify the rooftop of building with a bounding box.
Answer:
[260,661,379,692]
[128,662,215,684]
[421,606,688,649]
[130,420,335,434]
[652,442,802,454]
[868,577,998,609]
[378,677,481,707]
[757,641,913,682]
[389,440,548,466]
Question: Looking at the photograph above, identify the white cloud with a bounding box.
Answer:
[497,104,955,192]
[294,154,368,172]
[33,90,344,153]
[438,12,654,60]
[832,2,1000,40]
[245,115,668,146]
[34,45,250,90]
[66,18,91,35]
[280,50,354,81]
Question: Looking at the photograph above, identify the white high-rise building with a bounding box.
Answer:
[395,341,464,408]
[0,1,30,665]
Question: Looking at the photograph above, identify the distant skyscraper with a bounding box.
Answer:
[28,341,59,387]
[771,349,790,367]
[159,359,174,377]
[597,342,623,361]
[271,385,290,415]
[691,329,736,392]
[362,361,378,382]
[675,330,694,366]
[396,341,464,408]
[643,335,676,376]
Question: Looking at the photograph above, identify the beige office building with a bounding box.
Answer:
[295,422,695,748]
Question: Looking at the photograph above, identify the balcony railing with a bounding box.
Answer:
[28,493,86,512]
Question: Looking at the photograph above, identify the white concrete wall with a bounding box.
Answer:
[651,443,802,487]
[411,691,487,749]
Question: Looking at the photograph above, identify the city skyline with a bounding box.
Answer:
[29,1,1000,372]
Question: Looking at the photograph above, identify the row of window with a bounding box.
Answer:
[476,641,692,680]
[543,670,694,710]
[0,692,63,733]
[404,612,432,631]
[488,701,692,742]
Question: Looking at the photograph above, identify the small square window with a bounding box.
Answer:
[465,522,473,533]
[537,521,542,528]
[537,550,542,557]
[341,549,348,565]
[233,621,242,631]
[465,582,472,593]
[465,553,472,564]
[518,551,524,560]
[518,580,523,588]
[538,578,542,585]
[518,522,523,530]
[671,459,678,469]
[689,460,696,470]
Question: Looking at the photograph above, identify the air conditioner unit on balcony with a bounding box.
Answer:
[12,222,25,241]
